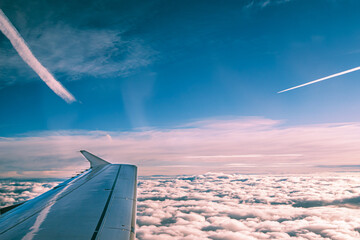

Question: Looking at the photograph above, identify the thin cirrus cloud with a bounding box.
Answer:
[0,9,75,103]
[278,66,360,93]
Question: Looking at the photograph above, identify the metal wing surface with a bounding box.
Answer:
[0,150,137,240]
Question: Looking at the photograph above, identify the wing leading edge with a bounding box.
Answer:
[0,151,137,240]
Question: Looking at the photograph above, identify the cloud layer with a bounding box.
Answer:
[1,117,360,177]
[136,173,360,239]
[1,173,359,239]
[0,179,60,207]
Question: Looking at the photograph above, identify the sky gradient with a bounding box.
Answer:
[0,0,360,177]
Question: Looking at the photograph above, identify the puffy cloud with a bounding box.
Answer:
[1,173,360,239]
[0,179,60,207]
[135,173,360,239]
[1,117,360,178]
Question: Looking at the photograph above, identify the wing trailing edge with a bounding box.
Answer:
[80,150,110,168]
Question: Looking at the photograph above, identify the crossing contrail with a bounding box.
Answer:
[278,66,360,93]
[0,9,76,103]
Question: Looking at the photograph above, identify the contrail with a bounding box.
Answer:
[278,66,360,93]
[0,9,76,103]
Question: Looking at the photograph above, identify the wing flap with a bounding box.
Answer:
[96,165,137,240]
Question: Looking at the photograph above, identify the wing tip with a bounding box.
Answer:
[80,150,110,168]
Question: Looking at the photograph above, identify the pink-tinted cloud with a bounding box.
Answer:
[1,117,360,177]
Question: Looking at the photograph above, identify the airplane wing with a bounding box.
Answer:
[0,150,137,240]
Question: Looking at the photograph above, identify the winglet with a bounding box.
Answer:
[80,150,110,168]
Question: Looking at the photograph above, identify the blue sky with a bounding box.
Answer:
[0,0,359,135]
[0,0,360,177]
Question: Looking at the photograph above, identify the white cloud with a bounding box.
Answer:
[1,173,360,239]
[0,180,60,207]
[135,173,360,239]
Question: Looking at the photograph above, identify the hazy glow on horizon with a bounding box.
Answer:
[186,154,303,158]
[0,9,76,103]
[278,66,360,93]
[1,117,360,178]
